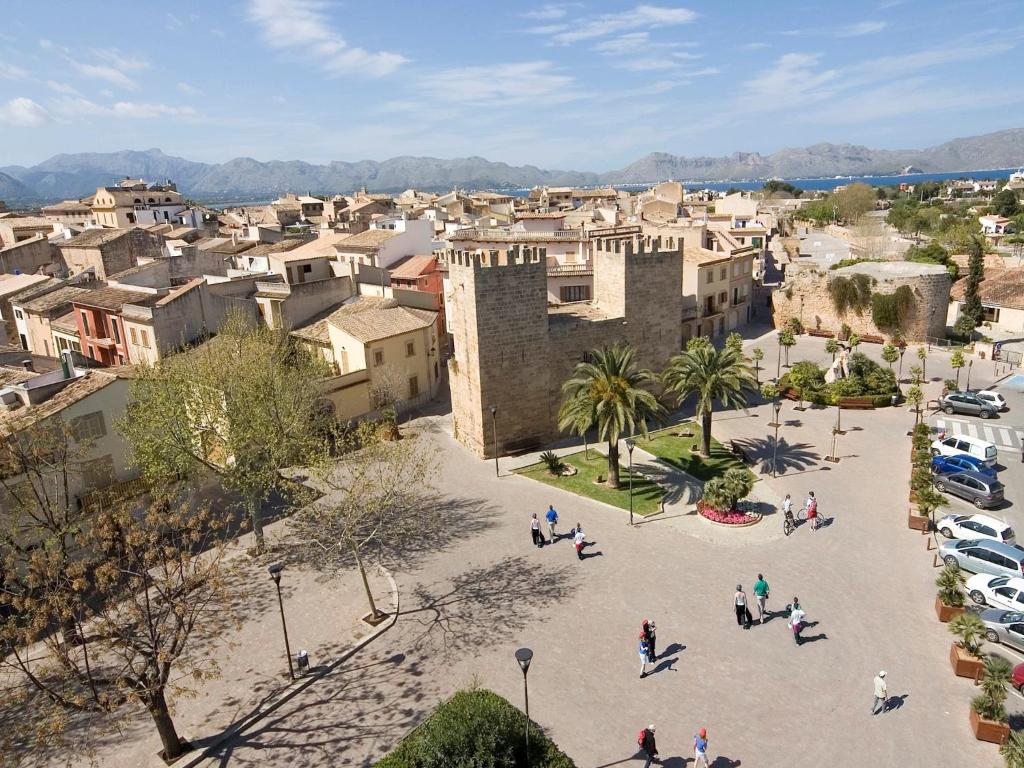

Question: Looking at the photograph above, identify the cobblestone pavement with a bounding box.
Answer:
[187,331,1003,767]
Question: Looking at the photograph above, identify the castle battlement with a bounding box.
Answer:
[447,244,546,271]
[592,232,682,259]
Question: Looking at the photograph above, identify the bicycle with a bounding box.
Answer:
[783,505,809,537]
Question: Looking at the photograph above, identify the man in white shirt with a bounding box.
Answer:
[872,671,888,715]
[788,598,806,646]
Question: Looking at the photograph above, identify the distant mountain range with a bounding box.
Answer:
[2,128,1023,205]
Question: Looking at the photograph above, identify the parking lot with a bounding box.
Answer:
[927,373,1024,710]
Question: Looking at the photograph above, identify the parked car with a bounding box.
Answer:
[980,609,1024,652]
[937,513,1014,542]
[1013,662,1024,694]
[931,454,997,479]
[976,390,1008,412]
[933,471,1004,509]
[966,574,1024,608]
[931,434,999,467]
[939,391,997,419]
[939,538,1024,577]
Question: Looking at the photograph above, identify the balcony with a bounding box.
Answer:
[547,262,593,277]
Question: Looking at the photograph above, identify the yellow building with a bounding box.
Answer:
[291,295,440,421]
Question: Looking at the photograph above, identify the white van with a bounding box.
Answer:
[931,434,999,467]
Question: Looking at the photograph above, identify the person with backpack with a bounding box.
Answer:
[545,505,558,542]
[693,727,709,767]
[638,724,659,766]
[805,491,819,531]
[573,523,585,560]
[638,631,651,678]
[530,513,542,548]
[642,618,657,660]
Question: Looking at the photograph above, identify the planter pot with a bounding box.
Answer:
[950,644,985,679]
[969,708,1010,744]
[907,513,930,531]
[935,596,965,623]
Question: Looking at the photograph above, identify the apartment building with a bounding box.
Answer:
[59,228,163,280]
[0,216,56,247]
[334,218,434,269]
[40,199,94,227]
[0,273,51,347]
[90,178,186,228]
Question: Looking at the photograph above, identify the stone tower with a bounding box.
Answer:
[448,245,550,458]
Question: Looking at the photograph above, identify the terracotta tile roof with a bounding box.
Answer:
[18,284,95,314]
[245,239,305,257]
[950,264,1024,309]
[0,369,119,436]
[72,285,160,312]
[0,216,53,229]
[0,366,35,387]
[292,296,436,345]
[196,237,255,255]
[61,228,131,248]
[335,228,401,249]
[388,254,436,280]
[276,231,352,261]
[51,310,78,333]
[0,273,50,298]
[684,246,730,266]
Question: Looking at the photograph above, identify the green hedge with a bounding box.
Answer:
[376,688,576,768]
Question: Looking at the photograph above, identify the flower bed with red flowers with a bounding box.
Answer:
[697,500,761,526]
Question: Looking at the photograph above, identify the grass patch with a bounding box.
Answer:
[637,424,757,483]
[517,451,664,517]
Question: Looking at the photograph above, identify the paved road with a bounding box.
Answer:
[187,332,1003,768]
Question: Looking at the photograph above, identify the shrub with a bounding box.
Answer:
[376,687,576,768]
[787,317,804,334]
[839,322,852,340]
[936,564,966,608]
[1000,730,1024,768]
[972,656,1012,723]
[827,274,873,315]
[759,381,779,401]
[949,612,985,658]
[539,451,565,475]
[871,285,914,329]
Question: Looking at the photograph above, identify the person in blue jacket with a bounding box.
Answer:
[545,504,558,542]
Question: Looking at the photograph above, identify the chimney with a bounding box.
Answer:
[20,359,33,372]
[61,350,76,379]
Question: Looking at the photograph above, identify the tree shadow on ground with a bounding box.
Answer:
[199,650,433,768]
[630,461,702,507]
[734,437,820,476]
[402,555,579,658]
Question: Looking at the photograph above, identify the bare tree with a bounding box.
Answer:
[1,483,233,763]
[290,421,435,621]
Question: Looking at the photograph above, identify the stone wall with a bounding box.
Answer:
[772,260,951,342]
[448,235,684,458]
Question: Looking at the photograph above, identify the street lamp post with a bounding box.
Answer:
[967,359,973,390]
[489,405,499,477]
[898,345,906,384]
[772,399,782,478]
[268,564,295,681]
[776,332,782,379]
[626,439,636,526]
[515,648,534,765]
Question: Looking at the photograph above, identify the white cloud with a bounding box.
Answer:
[51,97,197,119]
[837,20,888,37]
[0,97,50,127]
[742,42,769,50]
[593,32,650,55]
[0,61,27,79]
[744,53,839,107]
[46,80,79,95]
[166,12,183,31]
[419,61,574,106]
[527,23,569,35]
[177,81,202,95]
[247,0,407,77]
[521,4,574,20]
[72,62,138,90]
[535,4,697,45]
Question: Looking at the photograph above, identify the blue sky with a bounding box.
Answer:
[1,0,1023,170]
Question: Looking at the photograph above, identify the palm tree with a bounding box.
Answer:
[662,344,757,458]
[558,344,666,489]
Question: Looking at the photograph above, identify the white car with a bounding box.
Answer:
[976,390,1008,412]
[966,574,1024,610]
[936,513,1015,544]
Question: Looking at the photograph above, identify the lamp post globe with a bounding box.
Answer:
[515,647,534,763]
[625,439,636,526]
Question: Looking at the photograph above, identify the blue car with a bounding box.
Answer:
[932,453,998,479]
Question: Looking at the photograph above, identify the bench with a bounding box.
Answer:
[782,388,800,401]
[860,334,885,344]
[838,399,876,410]
[806,328,835,339]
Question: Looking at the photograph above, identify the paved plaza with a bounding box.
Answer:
[166,330,1014,768]
[51,329,1022,767]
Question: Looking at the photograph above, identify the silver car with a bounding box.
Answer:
[939,391,997,419]
[933,470,1005,509]
[939,538,1024,577]
[980,609,1024,652]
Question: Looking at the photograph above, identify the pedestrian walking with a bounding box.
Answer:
[754,573,770,624]
[642,619,657,660]
[639,632,650,678]
[734,585,751,629]
[545,504,558,542]
[693,727,710,768]
[530,513,543,547]
[573,523,585,560]
[788,597,806,646]
[872,671,888,715]
[638,724,659,766]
